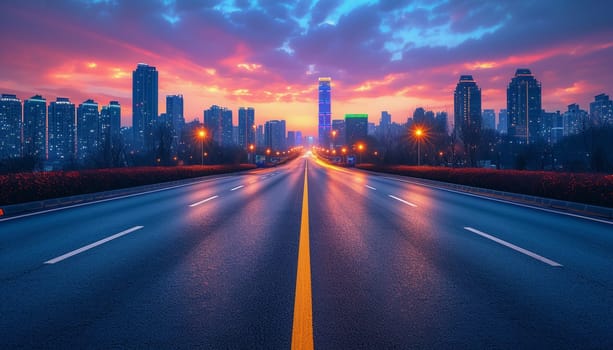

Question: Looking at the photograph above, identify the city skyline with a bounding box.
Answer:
[1,1,612,136]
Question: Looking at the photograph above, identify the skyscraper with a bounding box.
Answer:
[590,93,613,126]
[238,107,255,149]
[380,111,392,129]
[23,95,46,159]
[265,120,286,151]
[435,111,448,134]
[507,69,542,143]
[166,95,184,124]
[108,101,121,142]
[541,110,561,145]
[345,114,368,146]
[99,101,121,159]
[256,124,264,148]
[318,77,331,146]
[166,94,184,153]
[287,131,296,148]
[132,63,158,152]
[454,75,482,137]
[48,97,76,162]
[497,109,508,134]
[0,94,22,159]
[482,109,496,130]
[564,103,587,136]
[454,75,482,165]
[77,99,99,160]
[204,105,233,147]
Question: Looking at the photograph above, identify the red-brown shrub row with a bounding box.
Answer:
[358,164,613,208]
[0,165,256,206]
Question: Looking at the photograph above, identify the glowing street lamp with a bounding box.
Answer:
[357,143,365,164]
[331,130,337,148]
[198,129,206,165]
[414,128,423,166]
[249,144,255,163]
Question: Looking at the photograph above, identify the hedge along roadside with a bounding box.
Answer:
[357,164,613,209]
[0,164,256,207]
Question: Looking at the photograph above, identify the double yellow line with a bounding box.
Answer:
[291,161,314,350]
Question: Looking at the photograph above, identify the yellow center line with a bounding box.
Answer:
[291,160,314,350]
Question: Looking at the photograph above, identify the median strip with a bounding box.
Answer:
[189,195,219,207]
[291,161,314,350]
[45,226,144,264]
[464,227,562,267]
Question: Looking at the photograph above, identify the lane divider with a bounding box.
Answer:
[230,185,244,191]
[381,176,613,226]
[45,226,144,264]
[291,161,314,350]
[189,195,219,207]
[389,194,418,207]
[464,227,562,267]
[365,185,377,190]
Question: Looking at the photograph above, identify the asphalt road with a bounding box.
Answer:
[1,153,612,349]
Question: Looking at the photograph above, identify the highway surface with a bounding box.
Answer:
[1,153,612,349]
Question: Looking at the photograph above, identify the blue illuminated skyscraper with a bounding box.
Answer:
[318,77,331,146]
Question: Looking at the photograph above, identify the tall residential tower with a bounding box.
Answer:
[23,95,47,159]
[132,63,158,151]
[48,97,76,162]
[0,94,23,159]
[454,75,482,166]
[507,69,542,143]
[238,107,255,149]
[77,99,99,160]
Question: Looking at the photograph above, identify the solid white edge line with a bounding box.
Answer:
[44,226,144,264]
[388,194,417,207]
[365,185,377,190]
[464,227,563,267]
[189,195,219,207]
[0,175,235,222]
[381,176,613,226]
[231,185,244,191]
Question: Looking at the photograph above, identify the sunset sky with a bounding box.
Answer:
[1,0,612,136]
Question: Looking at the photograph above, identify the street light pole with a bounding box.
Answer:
[331,130,337,149]
[415,128,423,166]
[418,138,421,166]
[198,130,205,165]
